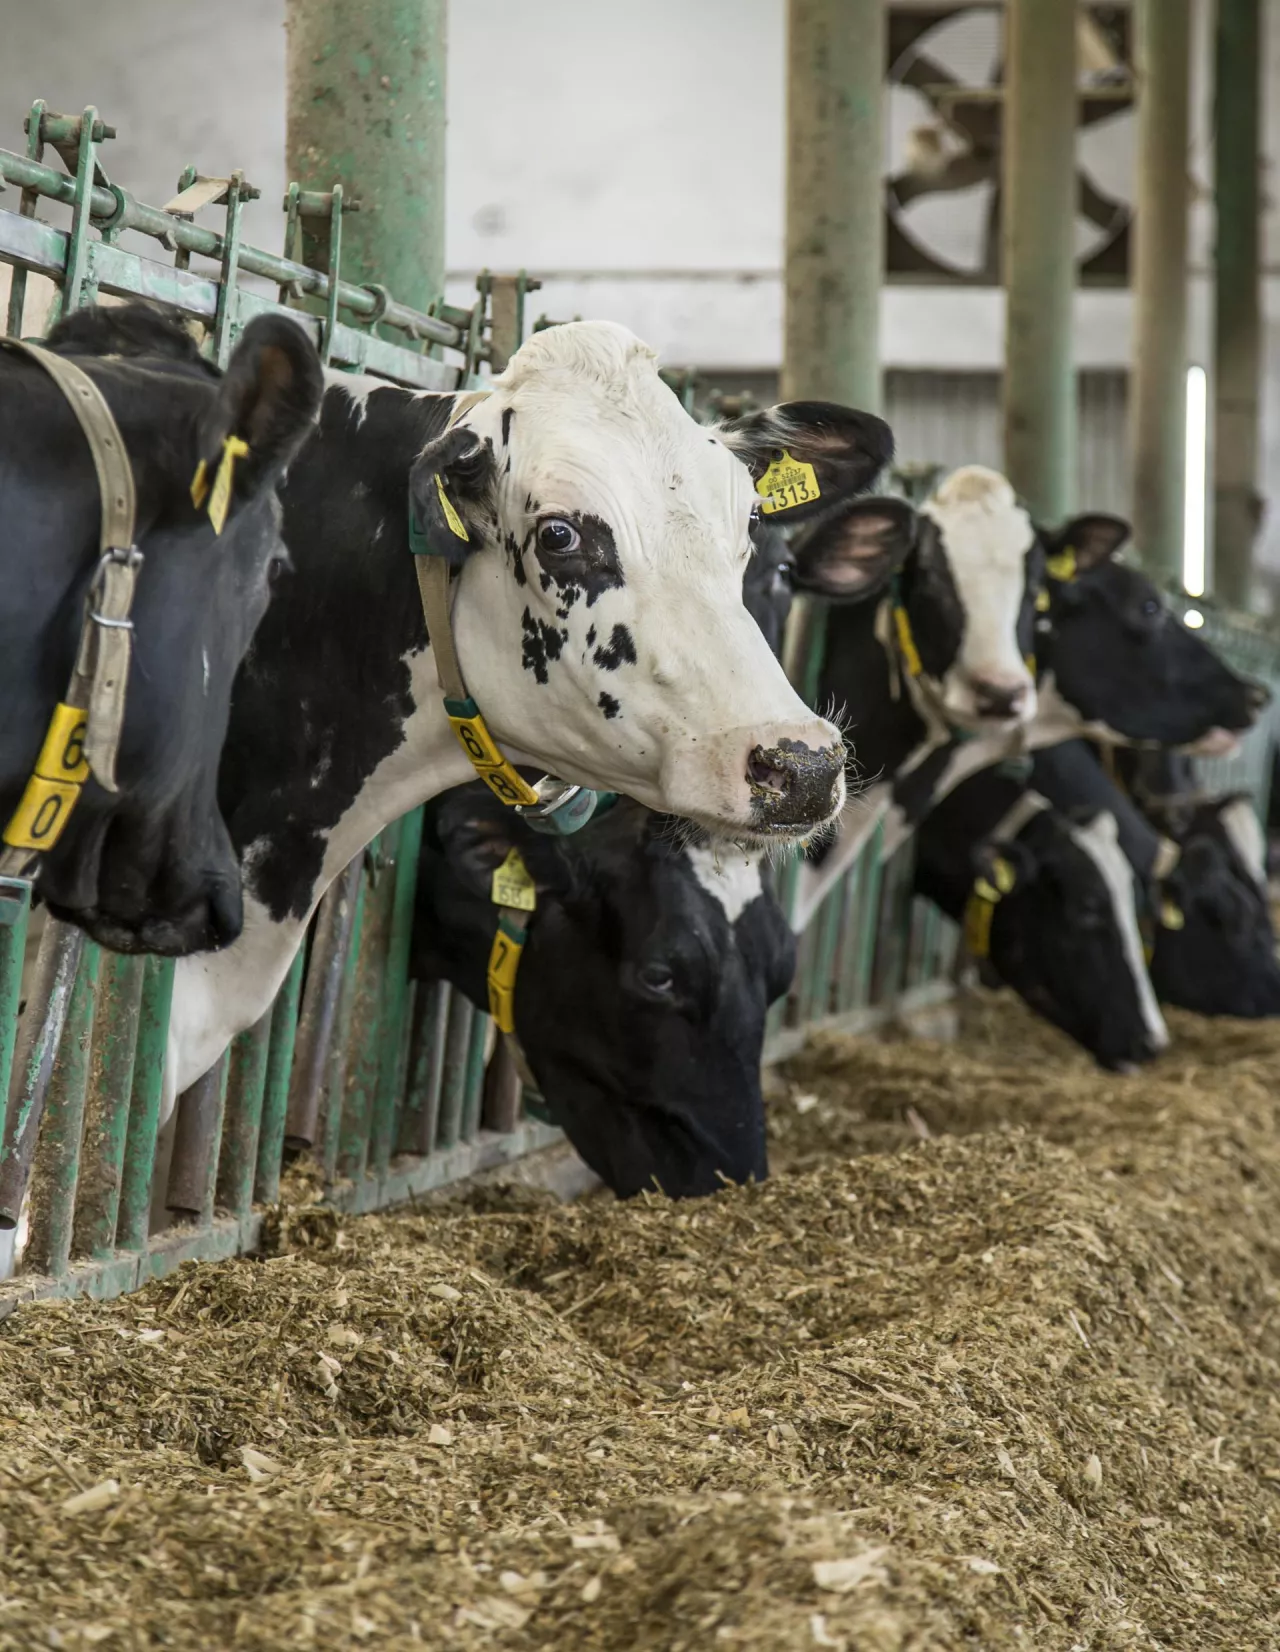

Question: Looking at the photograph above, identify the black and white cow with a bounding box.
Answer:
[913,765,1169,1069]
[1032,741,1280,1018]
[412,789,793,1198]
[164,322,892,1108]
[1,303,323,954]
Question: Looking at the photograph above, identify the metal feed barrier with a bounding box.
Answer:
[1,105,1276,1310]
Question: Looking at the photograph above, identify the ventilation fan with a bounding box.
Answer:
[885,4,1134,284]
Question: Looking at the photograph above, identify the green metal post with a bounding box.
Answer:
[1130,0,1193,584]
[435,990,474,1150]
[320,871,367,1180]
[460,1011,490,1141]
[1213,0,1263,610]
[1002,0,1078,521]
[369,807,424,1179]
[23,944,99,1277]
[783,0,885,411]
[73,953,144,1259]
[400,980,449,1155]
[217,1012,273,1222]
[255,945,306,1205]
[115,957,175,1254]
[285,0,448,317]
[338,832,398,1182]
[0,880,30,1125]
[166,1058,228,1227]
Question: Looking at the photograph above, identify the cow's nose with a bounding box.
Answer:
[971,677,1029,721]
[746,738,845,827]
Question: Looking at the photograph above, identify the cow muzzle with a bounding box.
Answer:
[746,738,847,832]
[659,716,847,845]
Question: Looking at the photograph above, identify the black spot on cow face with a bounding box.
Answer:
[593,623,637,672]
[501,407,514,446]
[413,791,795,1198]
[529,512,624,609]
[1043,560,1266,745]
[504,531,527,587]
[520,607,568,686]
[586,625,597,650]
[598,692,620,720]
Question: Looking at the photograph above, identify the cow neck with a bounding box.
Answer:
[0,340,148,878]
[412,393,612,839]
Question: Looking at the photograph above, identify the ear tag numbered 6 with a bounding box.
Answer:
[2,702,91,853]
[491,848,538,913]
[756,451,820,516]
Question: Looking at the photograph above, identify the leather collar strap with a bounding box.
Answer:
[0,338,142,876]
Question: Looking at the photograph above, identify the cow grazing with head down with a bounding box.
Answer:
[0,303,323,954]
[913,766,1169,1070]
[1031,741,1280,1019]
[163,321,892,1109]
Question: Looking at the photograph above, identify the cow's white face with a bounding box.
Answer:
[919,466,1040,730]
[410,322,893,845]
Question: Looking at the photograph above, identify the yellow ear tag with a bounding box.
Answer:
[992,856,1017,895]
[435,474,469,541]
[491,848,538,913]
[893,604,923,677]
[191,435,250,536]
[964,893,996,958]
[1035,588,1051,613]
[756,451,820,516]
[1160,899,1186,931]
[1046,547,1077,582]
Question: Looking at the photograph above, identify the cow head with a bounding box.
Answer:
[1036,515,1269,750]
[413,788,795,1198]
[9,305,323,954]
[1142,793,1280,1018]
[789,466,1042,733]
[977,806,1169,1069]
[407,323,893,845]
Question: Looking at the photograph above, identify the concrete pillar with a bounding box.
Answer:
[782,0,885,410]
[285,0,447,316]
[1213,0,1263,611]
[1129,0,1193,586]
[1001,0,1078,522]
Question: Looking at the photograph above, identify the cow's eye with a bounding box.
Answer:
[637,960,674,995]
[771,561,793,593]
[1141,597,1161,618]
[537,518,580,555]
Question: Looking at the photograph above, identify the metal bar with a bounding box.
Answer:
[254,945,305,1205]
[4,98,45,336]
[0,880,30,1113]
[834,854,867,1013]
[284,859,362,1151]
[435,991,475,1151]
[285,0,449,319]
[0,148,465,349]
[337,835,396,1182]
[1130,0,1193,585]
[166,1057,228,1225]
[61,105,101,314]
[369,808,425,1180]
[22,942,99,1277]
[461,1012,490,1142]
[1002,0,1078,520]
[809,884,845,1020]
[1212,0,1262,609]
[319,871,367,1181]
[782,0,885,409]
[482,1036,524,1135]
[216,1010,272,1222]
[73,952,144,1260]
[0,920,84,1231]
[114,956,175,1254]
[401,980,450,1156]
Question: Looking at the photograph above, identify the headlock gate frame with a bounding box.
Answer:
[0,103,1277,1310]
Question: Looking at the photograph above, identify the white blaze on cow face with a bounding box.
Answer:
[1069,809,1171,1054]
[921,466,1038,731]
[432,323,847,845]
[686,841,765,924]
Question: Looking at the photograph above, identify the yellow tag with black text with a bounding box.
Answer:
[191,435,250,536]
[487,922,525,1033]
[3,774,81,852]
[436,474,469,541]
[34,702,89,785]
[756,452,820,516]
[445,709,540,806]
[491,848,538,912]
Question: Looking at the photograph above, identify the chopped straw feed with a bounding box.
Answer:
[2,989,1279,1649]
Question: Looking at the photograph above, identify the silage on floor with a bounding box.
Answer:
[1,989,1278,1650]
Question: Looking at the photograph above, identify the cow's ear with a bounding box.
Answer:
[719,400,894,522]
[790,497,916,601]
[434,787,574,902]
[407,426,498,568]
[1045,513,1130,573]
[197,314,324,497]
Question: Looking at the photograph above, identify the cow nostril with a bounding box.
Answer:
[972,680,1027,719]
[747,751,791,796]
